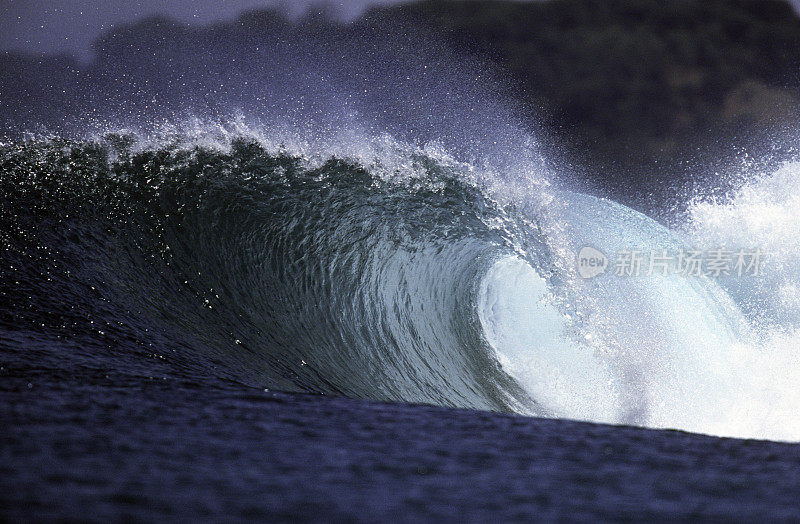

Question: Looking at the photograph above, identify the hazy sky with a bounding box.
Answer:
[3,0,800,60]
[0,0,405,59]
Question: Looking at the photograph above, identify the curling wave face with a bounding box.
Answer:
[0,131,541,414]
[1,128,799,440]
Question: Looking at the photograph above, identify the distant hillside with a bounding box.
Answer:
[366,0,800,182]
[2,0,799,197]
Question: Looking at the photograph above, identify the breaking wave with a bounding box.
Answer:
[2,123,799,441]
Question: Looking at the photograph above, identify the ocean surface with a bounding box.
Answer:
[4,360,800,521]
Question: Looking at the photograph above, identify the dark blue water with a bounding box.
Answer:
[3,350,800,521]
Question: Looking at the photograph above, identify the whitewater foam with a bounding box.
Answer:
[478,255,619,422]
[681,159,800,440]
